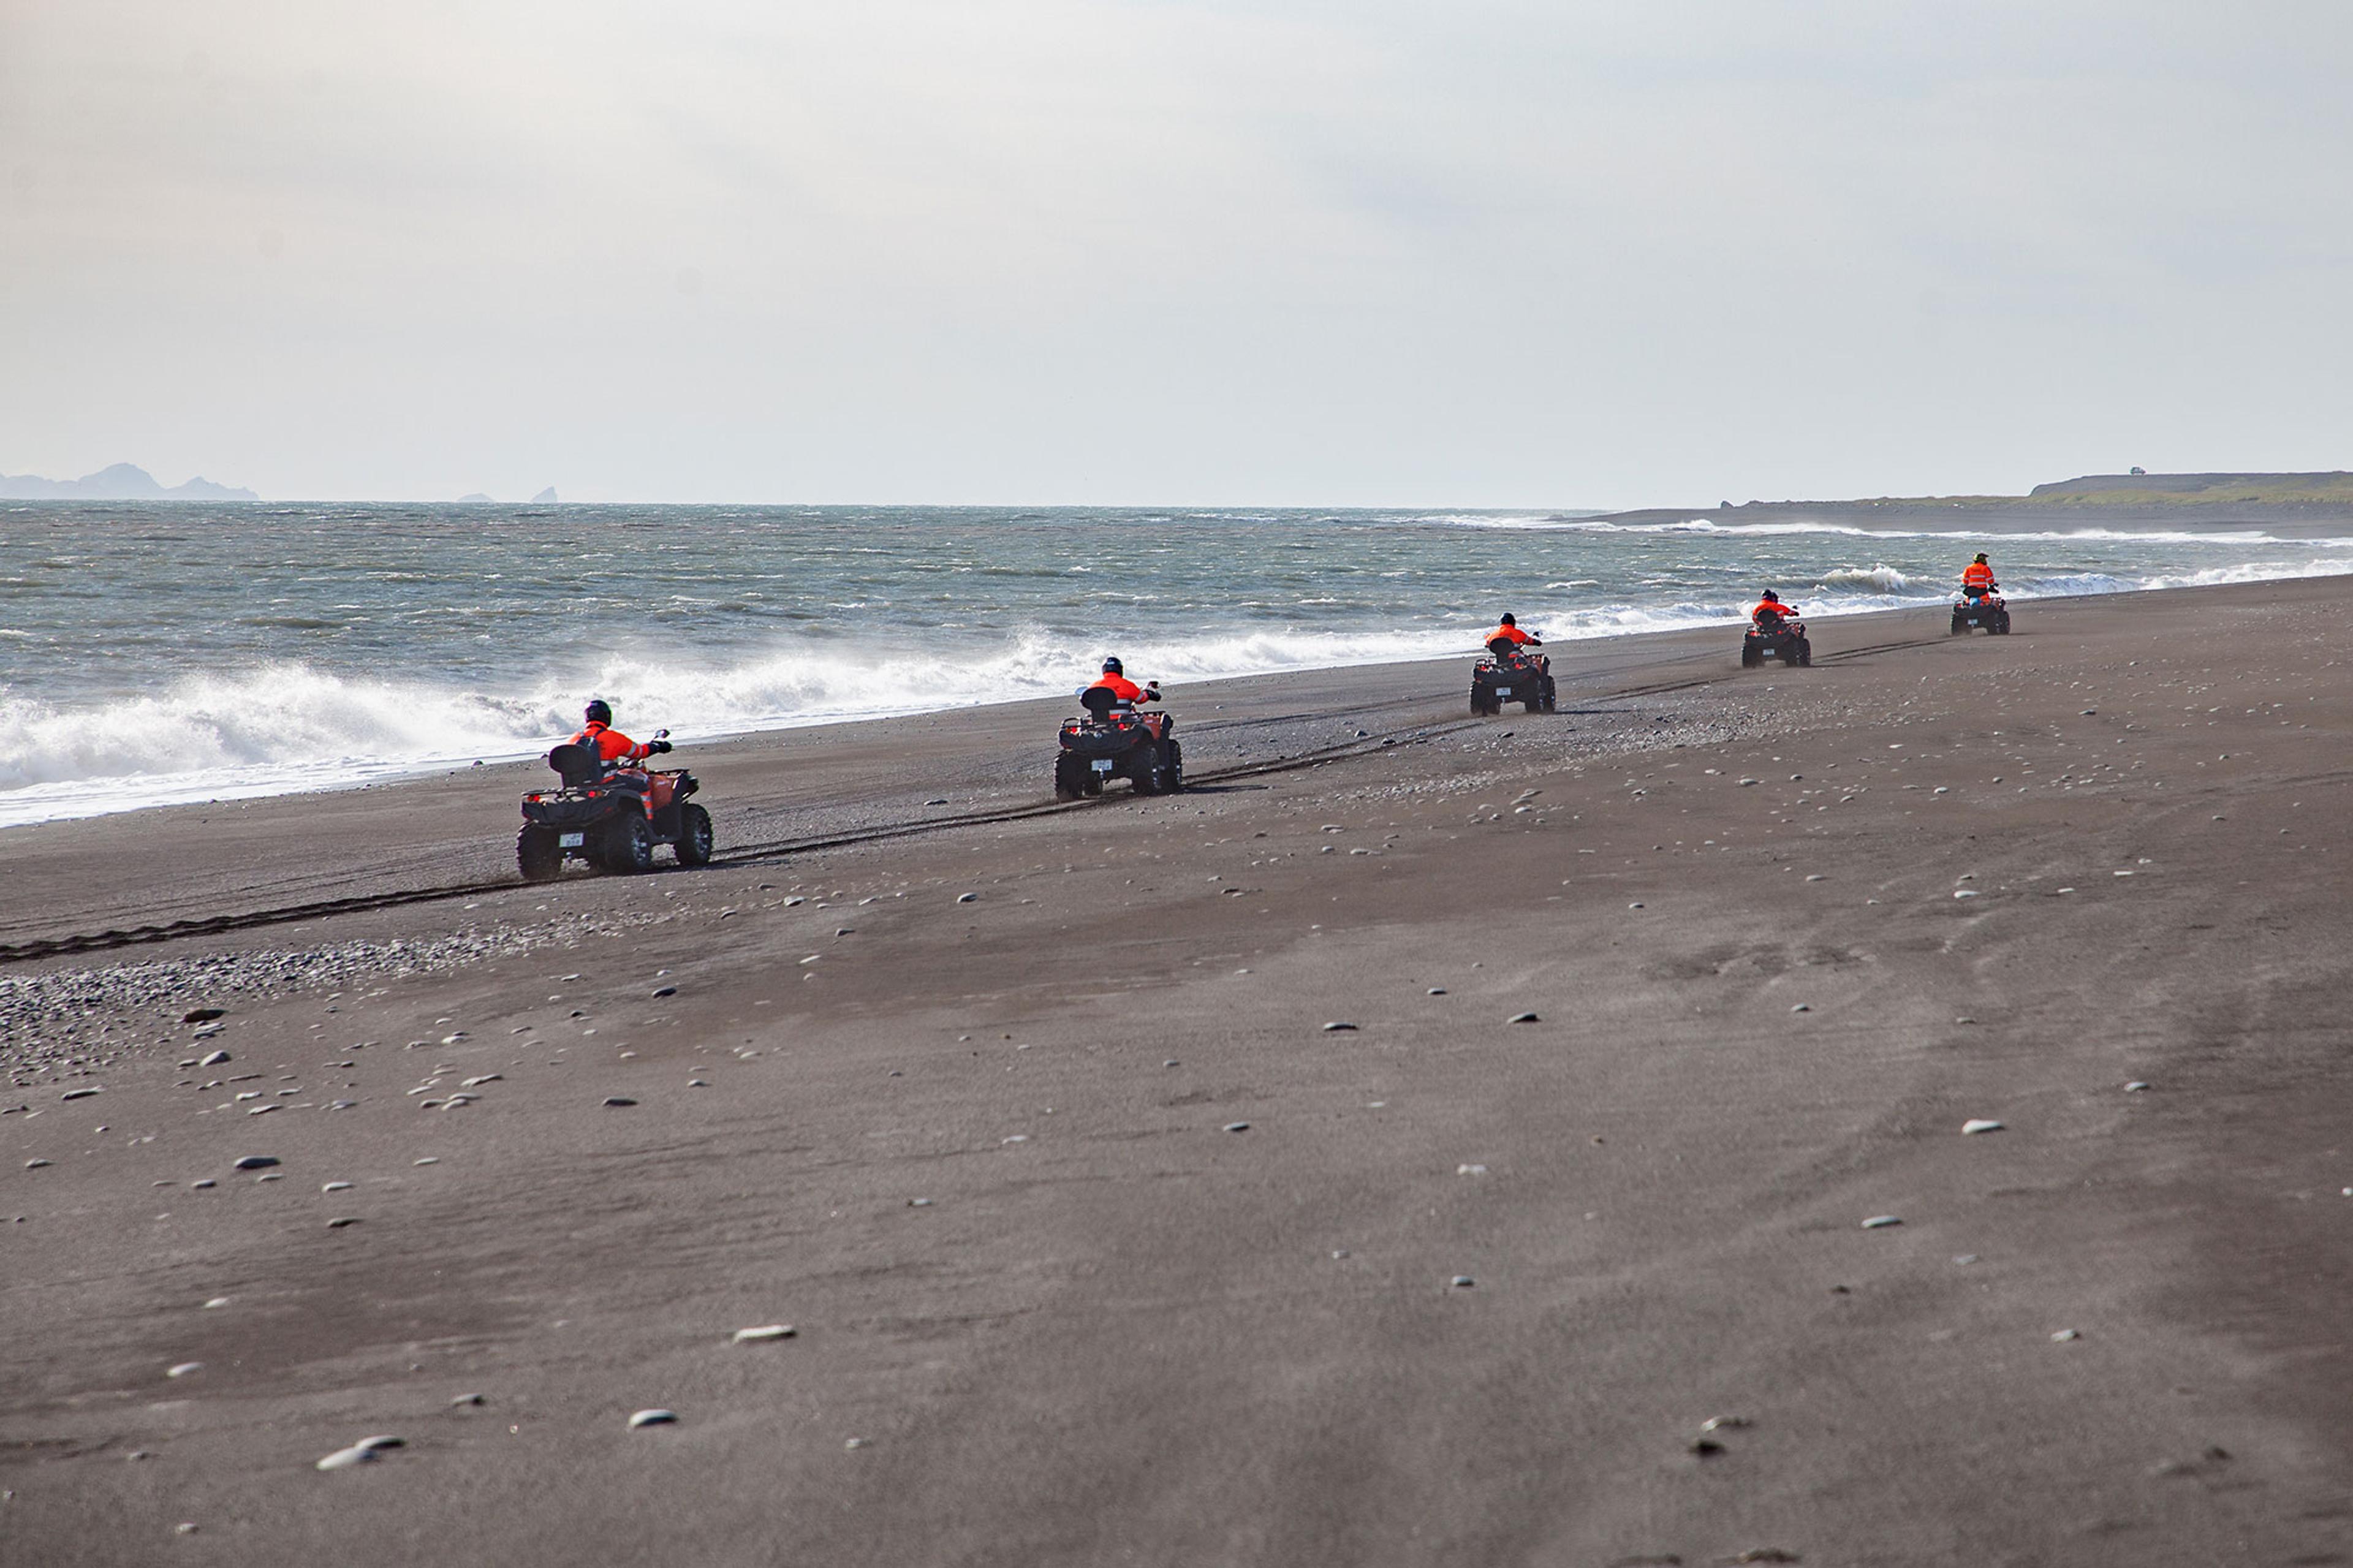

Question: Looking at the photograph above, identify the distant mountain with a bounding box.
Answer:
[457,493,495,503]
[0,462,259,501]
[531,486,559,504]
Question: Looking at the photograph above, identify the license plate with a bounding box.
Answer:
[1092,759,1114,772]
[559,833,585,847]
[1495,687,1511,697]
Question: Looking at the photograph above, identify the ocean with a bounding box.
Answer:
[4,501,2347,827]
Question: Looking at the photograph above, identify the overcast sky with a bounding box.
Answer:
[2,1,2349,506]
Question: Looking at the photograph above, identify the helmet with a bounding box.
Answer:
[1499,613,1517,626]
[1761,589,1781,603]
[584,699,613,725]
[1102,657,1123,675]
[1974,552,1988,564]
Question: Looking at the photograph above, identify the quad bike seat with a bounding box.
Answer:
[1486,636,1521,660]
[547,741,604,789]
[1080,686,1123,723]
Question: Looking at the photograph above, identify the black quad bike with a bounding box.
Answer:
[1741,614,1812,668]
[1471,638,1557,715]
[1950,591,2012,635]
[1055,685,1182,798]
[517,729,713,880]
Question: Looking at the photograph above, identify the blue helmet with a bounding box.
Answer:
[1102,657,1123,675]
[584,699,613,725]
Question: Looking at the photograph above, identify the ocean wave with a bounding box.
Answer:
[1815,564,1910,593]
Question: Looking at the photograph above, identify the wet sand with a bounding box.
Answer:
[5,577,2353,1566]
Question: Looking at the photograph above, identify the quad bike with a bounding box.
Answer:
[1950,591,2012,635]
[1741,615,1812,668]
[517,729,713,880]
[1055,684,1182,798]
[1471,637,1557,715]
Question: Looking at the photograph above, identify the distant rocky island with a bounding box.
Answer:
[0,462,257,502]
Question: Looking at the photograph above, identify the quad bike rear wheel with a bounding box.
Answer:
[1131,743,1164,796]
[1795,639,1813,667]
[675,803,714,866]
[517,825,563,882]
[601,813,654,874]
[1054,752,1088,801]
[1164,740,1183,792]
[1741,645,1760,668]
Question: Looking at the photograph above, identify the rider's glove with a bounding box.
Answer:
[648,740,673,755]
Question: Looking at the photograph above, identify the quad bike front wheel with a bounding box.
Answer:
[675,803,714,866]
[517,825,563,882]
[1795,639,1813,667]
[1131,744,1163,796]
[601,813,654,874]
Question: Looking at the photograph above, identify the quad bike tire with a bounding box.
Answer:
[1741,645,1760,668]
[1795,639,1813,667]
[1054,752,1088,801]
[517,825,563,882]
[675,803,714,866]
[1950,615,1967,635]
[601,813,654,874]
[1993,615,2011,635]
[1164,740,1183,792]
[1132,743,1164,797]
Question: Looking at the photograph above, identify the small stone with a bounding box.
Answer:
[925,798,949,806]
[1700,1415,1750,1431]
[1162,1059,1179,1068]
[414,1157,439,1165]
[1690,1438,1726,1456]
[256,1173,282,1183]
[316,1436,404,1470]
[908,1197,933,1207]
[1457,1164,1488,1175]
[175,1523,199,1534]
[1223,1121,1251,1132]
[23,1159,51,1170]
[327,1216,360,1229]
[1790,1003,1810,1012]
[1627,902,1644,909]
[957,893,979,904]
[1449,1275,1476,1289]
[1321,1021,1358,1032]
[167,1362,203,1379]
[627,1409,677,1429]
[733,1324,796,1343]
[2124,1081,2151,1093]
[2051,1328,2080,1342]
[182,1008,225,1025]
[844,1437,868,1450]
[461,1075,501,1088]
[203,1297,230,1309]
[200,1050,231,1067]
[1961,1119,2004,1135]
[651,986,678,998]
[452,1393,485,1406]
[60,1087,100,1102]
[1953,890,1979,900]
[1861,1215,1902,1230]
[1001,1134,1029,1144]
[232,1156,279,1170]
[322,1181,354,1192]
[191,1179,216,1189]
[1427,987,1447,996]
[1507,1012,1539,1024]
[602,1097,637,1107]
[1953,1255,1980,1265]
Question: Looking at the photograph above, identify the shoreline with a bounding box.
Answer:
[9,566,2350,834]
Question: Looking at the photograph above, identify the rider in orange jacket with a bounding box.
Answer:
[1961,554,1998,598]
[1083,657,1158,706]
[1751,591,1798,627]
[572,700,670,766]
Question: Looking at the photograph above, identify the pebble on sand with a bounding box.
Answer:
[200,1051,231,1067]
[1449,1275,1476,1289]
[232,1156,279,1170]
[1507,1012,1540,1024]
[452,1393,485,1406]
[733,1324,797,1343]
[1790,1003,1811,1012]
[182,1008,225,1024]
[1457,1164,1488,1175]
[627,1409,677,1429]
[1224,1121,1251,1133]
[316,1436,403,1471]
[166,1363,203,1379]
[1700,1415,1751,1431]
[1961,1119,2005,1135]
[2052,1328,2080,1342]
[1862,1214,1903,1229]
[23,1159,51,1169]
[1427,988,1447,996]
[322,1181,353,1192]
[327,1216,361,1229]
[202,1297,230,1309]
[1322,1021,1358,1032]
[602,1097,638,1107]
[2124,1081,2151,1093]
[652,986,678,998]
[957,892,980,903]
[61,1087,101,1101]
